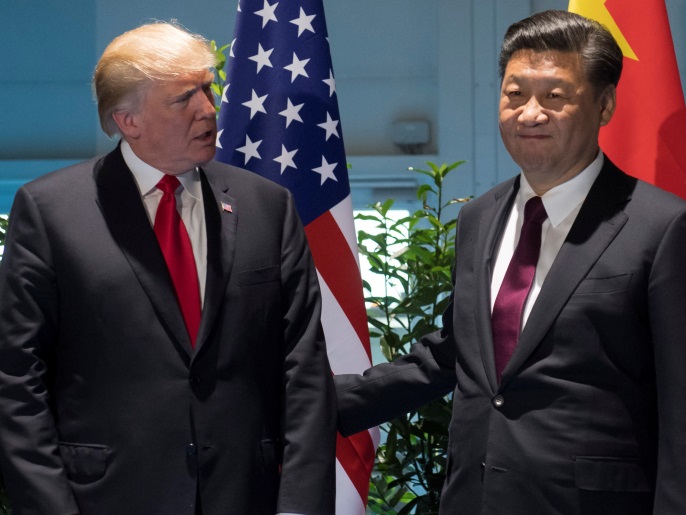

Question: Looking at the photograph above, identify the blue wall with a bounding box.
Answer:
[2,0,685,213]
[0,0,97,160]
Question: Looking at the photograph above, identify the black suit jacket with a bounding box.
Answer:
[0,147,336,515]
[336,158,686,514]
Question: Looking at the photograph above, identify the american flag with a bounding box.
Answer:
[215,0,379,512]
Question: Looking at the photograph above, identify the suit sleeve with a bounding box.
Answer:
[0,186,81,513]
[335,206,466,437]
[649,206,686,513]
[335,313,457,437]
[334,200,472,436]
[276,191,336,515]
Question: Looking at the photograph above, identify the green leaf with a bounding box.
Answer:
[416,183,436,200]
[378,198,396,216]
[355,212,383,222]
[357,161,465,513]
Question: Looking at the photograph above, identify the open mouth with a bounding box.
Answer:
[196,130,215,142]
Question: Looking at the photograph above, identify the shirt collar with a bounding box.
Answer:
[518,151,604,228]
[121,140,202,200]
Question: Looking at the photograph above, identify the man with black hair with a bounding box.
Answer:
[336,10,686,514]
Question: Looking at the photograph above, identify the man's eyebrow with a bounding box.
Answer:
[171,87,195,102]
[173,80,213,101]
[503,75,572,87]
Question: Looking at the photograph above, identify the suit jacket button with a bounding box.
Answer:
[493,395,505,408]
[186,443,197,456]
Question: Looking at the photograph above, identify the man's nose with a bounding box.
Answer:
[194,90,216,119]
[519,96,547,125]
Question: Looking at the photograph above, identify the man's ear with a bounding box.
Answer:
[112,110,141,139]
[599,85,617,127]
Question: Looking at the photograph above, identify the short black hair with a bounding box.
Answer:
[498,10,623,92]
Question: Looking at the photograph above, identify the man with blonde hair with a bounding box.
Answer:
[0,21,336,515]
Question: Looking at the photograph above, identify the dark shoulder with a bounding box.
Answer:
[24,157,101,190]
[601,159,686,220]
[16,156,103,210]
[627,179,686,225]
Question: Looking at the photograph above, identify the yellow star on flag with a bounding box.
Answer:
[568,0,637,60]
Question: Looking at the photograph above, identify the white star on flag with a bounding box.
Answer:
[274,144,298,173]
[284,52,310,83]
[290,7,316,37]
[279,98,305,128]
[221,84,230,104]
[317,112,339,140]
[322,69,336,97]
[242,89,268,119]
[254,0,278,28]
[249,43,274,73]
[229,38,236,58]
[215,129,224,149]
[236,134,262,164]
[312,156,338,185]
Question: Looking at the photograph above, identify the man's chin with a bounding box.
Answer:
[198,147,217,165]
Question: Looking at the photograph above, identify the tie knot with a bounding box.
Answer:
[524,196,547,225]
[157,175,181,195]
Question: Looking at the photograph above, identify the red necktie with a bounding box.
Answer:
[154,175,201,347]
[492,196,548,381]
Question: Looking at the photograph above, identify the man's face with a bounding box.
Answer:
[122,71,217,175]
[498,50,615,192]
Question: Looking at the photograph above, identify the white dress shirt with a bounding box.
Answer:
[490,151,604,330]
[121,140,207,306]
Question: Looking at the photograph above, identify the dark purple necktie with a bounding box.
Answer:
[492,196,548,381]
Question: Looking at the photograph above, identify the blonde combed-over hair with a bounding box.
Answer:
[93,21,218,137]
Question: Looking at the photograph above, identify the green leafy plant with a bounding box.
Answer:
[210,41,231,113]
[357,161,469,514]
[0,214,7,251]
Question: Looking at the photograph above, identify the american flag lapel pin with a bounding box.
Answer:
[221,202,233,213]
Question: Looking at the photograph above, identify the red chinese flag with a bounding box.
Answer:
[569,0,686,199]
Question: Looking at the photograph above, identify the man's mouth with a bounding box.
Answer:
[195,130,215,142]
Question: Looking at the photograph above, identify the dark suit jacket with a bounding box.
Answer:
[0,147,336,515]
[336,158,686,514]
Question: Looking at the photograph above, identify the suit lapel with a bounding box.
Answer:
[474,178,519,392]
[499,160,632,385]
[193,166,237,354]
[94,147,193,360]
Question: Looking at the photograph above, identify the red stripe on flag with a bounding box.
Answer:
[305,211,371,360]
[337,431,377,502]
[306,210,378,505]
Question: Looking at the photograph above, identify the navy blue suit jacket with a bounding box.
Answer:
[337,158,686,514]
